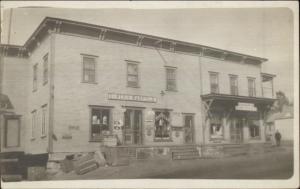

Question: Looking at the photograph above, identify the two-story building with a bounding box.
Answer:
[0,17,276,159]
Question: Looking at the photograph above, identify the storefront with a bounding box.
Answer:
[201,94,275,145]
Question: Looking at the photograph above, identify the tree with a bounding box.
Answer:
[273,91,290,112]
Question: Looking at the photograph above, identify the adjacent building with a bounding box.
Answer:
[0,17,276,158]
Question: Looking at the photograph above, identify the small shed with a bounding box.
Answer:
[266,105,294,141]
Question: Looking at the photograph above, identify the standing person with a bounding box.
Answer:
[275,130,282,147]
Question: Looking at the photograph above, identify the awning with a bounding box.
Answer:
[201,93,275,105]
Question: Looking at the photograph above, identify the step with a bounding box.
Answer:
[171,148,198,153]
[172,151,199,156]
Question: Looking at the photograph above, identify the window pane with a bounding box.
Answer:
[128,64,138,75]
[91,108,110,141]
[210,73,219,93]
[83,56,96,83]
[155,111,170,138]
[6,119,19,147]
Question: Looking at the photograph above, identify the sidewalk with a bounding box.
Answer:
[50,146,293,180]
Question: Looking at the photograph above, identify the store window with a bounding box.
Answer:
[90,107,110,141]
[154,111,171,139]
[249,120,260,139]
[166,67,177,91]
[229,75,238,95]
[248,77,256,97]
[4,115,21,148]
[82,55,96,83]
[33,64,38,91]
[41,104,47,137]
[209,72,219,94]
[127,61,139,87]
[43,54,49,85]
[210,113,223,139]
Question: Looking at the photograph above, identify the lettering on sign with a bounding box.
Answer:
[235,102,257,112]
[108,93,157,103]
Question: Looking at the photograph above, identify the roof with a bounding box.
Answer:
[201,93,276,105]
[1,17,268,64]
[266,105,294,123]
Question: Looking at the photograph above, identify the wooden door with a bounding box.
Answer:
[124,109,142,145]
[184,115,194,144]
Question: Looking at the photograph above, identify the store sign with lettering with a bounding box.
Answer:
[235,102,257,112]
[108,93,157,103]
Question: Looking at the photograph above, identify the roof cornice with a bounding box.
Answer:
[1,17,268,64]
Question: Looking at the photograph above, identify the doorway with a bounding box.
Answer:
[184,114,194,144]
[124,109,143,145]
[230,118,243,143]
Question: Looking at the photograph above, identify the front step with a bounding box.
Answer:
[170,145,200,160]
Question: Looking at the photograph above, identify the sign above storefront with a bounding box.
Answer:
[235,102,257,112]
[108,93,157,103]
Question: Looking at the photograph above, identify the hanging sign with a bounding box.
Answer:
[235,102,257,112]
[108,93,157,103]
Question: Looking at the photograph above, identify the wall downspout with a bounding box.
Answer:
[48,32,56,154]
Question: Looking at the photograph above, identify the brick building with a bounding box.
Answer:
[0,17,276,159]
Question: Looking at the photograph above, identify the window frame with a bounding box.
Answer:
[81,54,98,84]
[4,115,21,148]
[41,104,47,138]
[33,63,38,92]
[89,106,112,142]
[153,110,172,141]
[43,53,49,85]
[229,74,238,96]
[209,72,219,94]
[165,66,177,91]
[126,60,140,88]
[248,77,256,97]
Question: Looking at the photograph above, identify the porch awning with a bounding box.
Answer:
[201,93,275,105]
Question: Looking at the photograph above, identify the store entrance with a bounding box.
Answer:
[184,114,194,144]
[124,109,142,145]
[230,118,243,144]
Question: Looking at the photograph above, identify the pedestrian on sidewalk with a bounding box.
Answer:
[275,130,282,147]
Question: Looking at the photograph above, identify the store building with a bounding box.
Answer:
[0,17,276,158]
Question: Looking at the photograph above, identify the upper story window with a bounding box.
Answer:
[209,72,219,94]
[166,67,177,91]
[248,77,256,97]
[82,55,97,83]
[33,64,38,91]
[43,54,49,85]
[127,61,139,87]
[229,75,238,95]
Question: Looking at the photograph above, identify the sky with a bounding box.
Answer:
[0,3,295,101]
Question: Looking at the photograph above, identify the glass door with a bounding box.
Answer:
[124,109,142,145]
[230,118,243,143]
[184,115,194,144]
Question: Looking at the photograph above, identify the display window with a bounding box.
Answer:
[154,111,171,139]
[90,107,110,141]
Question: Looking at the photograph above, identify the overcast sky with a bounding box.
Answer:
[1,6,295,101]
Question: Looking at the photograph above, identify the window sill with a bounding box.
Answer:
[166,89,178,92]
[250,137,261,140]
[153,138,173,142]
[127,85,140,88]
[81,81,98,85]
